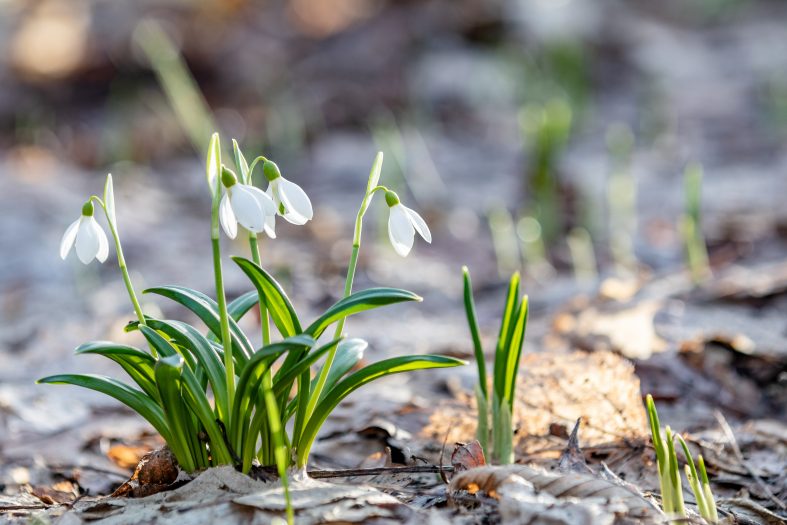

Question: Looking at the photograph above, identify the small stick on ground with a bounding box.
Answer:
[307,465,454,479]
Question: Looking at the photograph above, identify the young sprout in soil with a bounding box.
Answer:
[520,98,573,246]
[462,267,529,464]
[681,162,710,284]
[646,394,718,523]
[40,133,465,524]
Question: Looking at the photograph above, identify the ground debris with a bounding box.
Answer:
[423,350,647,458]
[111,447,181,498]
[451,441,486,474]
[449,464,662,524]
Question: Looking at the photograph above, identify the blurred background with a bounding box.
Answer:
[1,0,786,493]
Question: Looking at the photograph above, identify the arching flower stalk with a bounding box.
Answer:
[59,174,146,330]
[302,154,432,441]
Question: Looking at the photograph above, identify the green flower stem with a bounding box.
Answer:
[299,156,385,466]
[247,155,269,182]
[248,232,275,464]
[211,192,235,425]
[248,234,271,346]
[300,207,362,428]
[90,196,146,327]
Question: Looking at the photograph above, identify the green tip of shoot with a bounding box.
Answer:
[698,455,709,483]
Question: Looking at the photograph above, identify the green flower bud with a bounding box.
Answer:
[81,199,94,217]
[221,166,238,188]
[263,160,281,182]
[384,190,400,207]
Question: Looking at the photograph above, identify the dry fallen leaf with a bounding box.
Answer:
[424,350,647,457]
[31,482,77,505]
[108,444,153,470]
[450,465,662,523]
[450,440,486,474]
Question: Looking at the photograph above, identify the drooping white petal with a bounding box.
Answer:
[277,178,313,225]
[245,185,277,238]
[388,204,415,257]
[267,181,282,207]
[76,217,100,264]
[403,205,432,243]
[94,220,109,263]
[231,185,265,233]
[264,213,277,239]
[219,193,238,239]
[60,218,80,259]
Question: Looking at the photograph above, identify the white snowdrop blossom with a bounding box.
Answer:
[263,161,313,225]
[60,200,110,264]
[219,168,277,240]
[385,190,431,257]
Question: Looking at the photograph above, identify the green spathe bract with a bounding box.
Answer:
[40,135,464,525]
[462,266,528,464]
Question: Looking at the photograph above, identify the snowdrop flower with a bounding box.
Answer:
[219,167,277,239]
[385,190,431,257]
[60,200,109,264]
[263,161,313,225]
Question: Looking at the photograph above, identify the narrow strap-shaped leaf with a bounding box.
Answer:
[238,335,321,467]
[75,341,159,402]
[138,326,178,357]
[37,374,171,443]
[462,267,487,400]
[158,354,234,466]
[291,371,311,449]
[232,257,302,338]
[276,338,344,401]
[494,273,520,401]
[304,288,421,339]
[308,338,366,403]
[155,356,198,471]
[228,290,259,322]
[144,320,229,421]
[231,335,315,448]
[474,383,489,459]
[144,285,253,362]
[296,355,466,466]
[503,295,528,412]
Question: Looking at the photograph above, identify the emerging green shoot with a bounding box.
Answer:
[681,162,710,284]
[646,394,718,523]
[520,98,573,245]
[463,267,529,464]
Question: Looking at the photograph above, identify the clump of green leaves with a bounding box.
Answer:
[646,395,718,523]
[462,267,529,464]
[40,133,464,516]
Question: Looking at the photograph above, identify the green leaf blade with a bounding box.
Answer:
[232,257,302,338]
[297,354,465,466]
[144,285,253,363]
[305,287,421,339]
[37,374,171,443]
